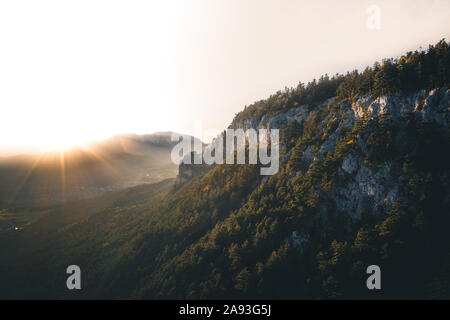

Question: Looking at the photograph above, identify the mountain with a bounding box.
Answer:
[0,40,449,299]
[0,132,196,211]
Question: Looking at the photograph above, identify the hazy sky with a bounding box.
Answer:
[0,0,449,154]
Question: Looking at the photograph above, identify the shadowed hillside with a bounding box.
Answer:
[0,40,449,300]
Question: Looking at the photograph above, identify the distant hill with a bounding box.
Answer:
[0,132,197,209]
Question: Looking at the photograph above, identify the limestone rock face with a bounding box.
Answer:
[229,104,312,131]
[178,88,448,218]
[351,88,449,126]
[341,154,359,174]
[231,89,449,133]
[226,88,449,220]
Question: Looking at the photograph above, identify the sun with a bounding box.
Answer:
[3,122,111,155]
[36,132,89,152]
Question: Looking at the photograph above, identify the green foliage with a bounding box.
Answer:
[337,39,450,100]
[234,40,449,123]
[235,74,345,122]
[1,40,449,300]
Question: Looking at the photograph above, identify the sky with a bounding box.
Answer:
[0,0,449,154]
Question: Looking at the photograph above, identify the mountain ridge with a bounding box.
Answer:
[0,40,449,299]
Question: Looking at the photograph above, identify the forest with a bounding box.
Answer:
[0,39,449,299]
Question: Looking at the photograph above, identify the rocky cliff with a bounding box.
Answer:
[228,88,449,219]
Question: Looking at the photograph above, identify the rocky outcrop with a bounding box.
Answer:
[230,89,449,132]
[229,104,313,131]
[176,152,210,185]
[334,157,398,219]
[179,88,448,217]
[351,88,449,126]
[228,88,449,220]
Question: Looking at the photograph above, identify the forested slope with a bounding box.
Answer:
[1,40,449,299]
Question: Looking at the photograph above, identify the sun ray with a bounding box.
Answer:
[85,145,121,177]
[7,154,44,207]
[59,148,67,203]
